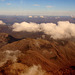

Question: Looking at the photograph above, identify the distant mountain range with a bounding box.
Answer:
[0,16,75,25]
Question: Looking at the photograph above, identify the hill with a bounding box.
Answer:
[0,33,75,75]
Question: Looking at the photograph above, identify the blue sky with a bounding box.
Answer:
[0,0,75,16]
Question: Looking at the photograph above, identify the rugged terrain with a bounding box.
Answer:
[0,33,19,48]
[0,33,75,75]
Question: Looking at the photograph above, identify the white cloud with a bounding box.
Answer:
[12,22,40,32]
[28,16,33,18]
[0,20,6,25]
[40,16,44,18]
[12,21,75,39]
[40,21,75,39]
[0,50,21,67]
[21,65,46,75]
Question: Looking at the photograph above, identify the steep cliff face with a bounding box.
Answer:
[0,34,75,75]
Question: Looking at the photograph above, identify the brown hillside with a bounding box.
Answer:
[0,36,75,75]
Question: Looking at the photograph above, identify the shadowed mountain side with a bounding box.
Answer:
[0,33,19,48]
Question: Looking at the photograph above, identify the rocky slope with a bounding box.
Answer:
[0,33,75,75]
[0,33,19,48]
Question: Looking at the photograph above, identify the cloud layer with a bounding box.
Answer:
[40,21,75,39]
[12,22,40,32]
[0,20,6,25]
[12,21,75,39]
[0,50,21,67]
[21,65,46,75]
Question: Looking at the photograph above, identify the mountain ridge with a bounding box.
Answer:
[0,33,75,75]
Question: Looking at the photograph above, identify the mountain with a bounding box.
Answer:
[0,33,19,48]
[0,33,75,75]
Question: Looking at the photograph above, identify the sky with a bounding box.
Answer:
[0,0,75,16]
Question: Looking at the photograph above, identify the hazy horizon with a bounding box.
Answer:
[0,0,75,16]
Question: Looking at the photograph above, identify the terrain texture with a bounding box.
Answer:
[0,33,75,75]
